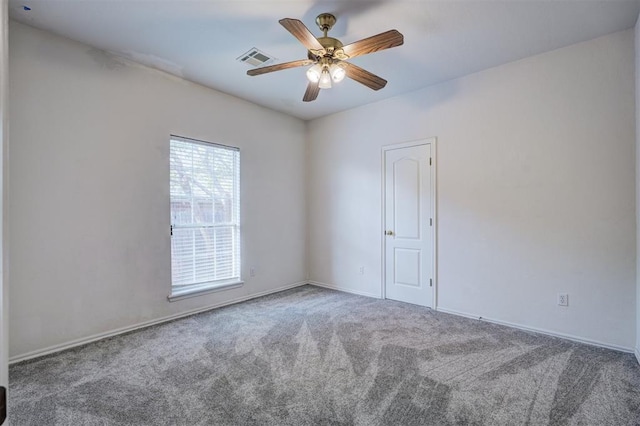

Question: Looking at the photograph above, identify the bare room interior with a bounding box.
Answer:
[1,0,640,424]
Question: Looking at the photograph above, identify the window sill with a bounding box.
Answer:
[167,280,244,302]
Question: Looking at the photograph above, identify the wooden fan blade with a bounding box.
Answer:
[303,80,320,102]
[341,29,404,59]
[247,59,314,76]
[279,18,326,54]
[343,62,387,90]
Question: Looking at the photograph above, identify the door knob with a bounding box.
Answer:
[385,230,394,236]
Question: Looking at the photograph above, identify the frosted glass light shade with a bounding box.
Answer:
[319,69,332,89]
[306,64,322,83]
[330,64,346,83]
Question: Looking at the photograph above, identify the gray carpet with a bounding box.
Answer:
[8,285,640,425]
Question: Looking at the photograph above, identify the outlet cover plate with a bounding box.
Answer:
[558,293,568,306]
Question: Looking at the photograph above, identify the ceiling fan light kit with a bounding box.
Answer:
[246,13,404,102]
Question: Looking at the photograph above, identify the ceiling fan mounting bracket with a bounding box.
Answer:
[315,13,337,33]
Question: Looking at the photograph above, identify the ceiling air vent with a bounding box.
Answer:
[237,48,275,67]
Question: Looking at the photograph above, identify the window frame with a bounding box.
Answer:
[167,134,242,302]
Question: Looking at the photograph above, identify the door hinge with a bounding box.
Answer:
[170,225,173,236]
[430,278,433,287]
[430,218,433,226]
[429,157,432,166]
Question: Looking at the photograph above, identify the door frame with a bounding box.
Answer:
[1,0,8,422]
[381,137,437,309]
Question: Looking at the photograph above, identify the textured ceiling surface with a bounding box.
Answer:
[9,0,640,120]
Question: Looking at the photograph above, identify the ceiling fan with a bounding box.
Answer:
[246,13,404,102]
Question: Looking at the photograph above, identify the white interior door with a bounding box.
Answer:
[384,143,433,308]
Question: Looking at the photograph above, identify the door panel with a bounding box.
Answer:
[394,248,421,287]
[394,159,420,239]
[384,143,433,308]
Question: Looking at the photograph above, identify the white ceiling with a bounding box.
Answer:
[8,0,640,120]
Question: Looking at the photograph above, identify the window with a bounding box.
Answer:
[169,135,241,300]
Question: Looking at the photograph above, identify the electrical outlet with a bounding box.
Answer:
[558,293,568,307]
[250,267,256,277]
[359,266,365,275]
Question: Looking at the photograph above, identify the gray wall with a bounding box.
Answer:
[307,30,636,350]
[8,20,639,359]
[8,22,308,359]
[635,13,640,358]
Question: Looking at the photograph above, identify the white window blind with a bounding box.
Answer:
[170,136,240,291]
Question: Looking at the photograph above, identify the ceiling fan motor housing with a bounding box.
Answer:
[308,37,344,61]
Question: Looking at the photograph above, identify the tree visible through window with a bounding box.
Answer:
[170,136,240,292]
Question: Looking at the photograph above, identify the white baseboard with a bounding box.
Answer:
[436,306,633,353]
[13,282,633,364]
[308,281,381,299]
[635,348,640,365]
[10,280,308,364]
